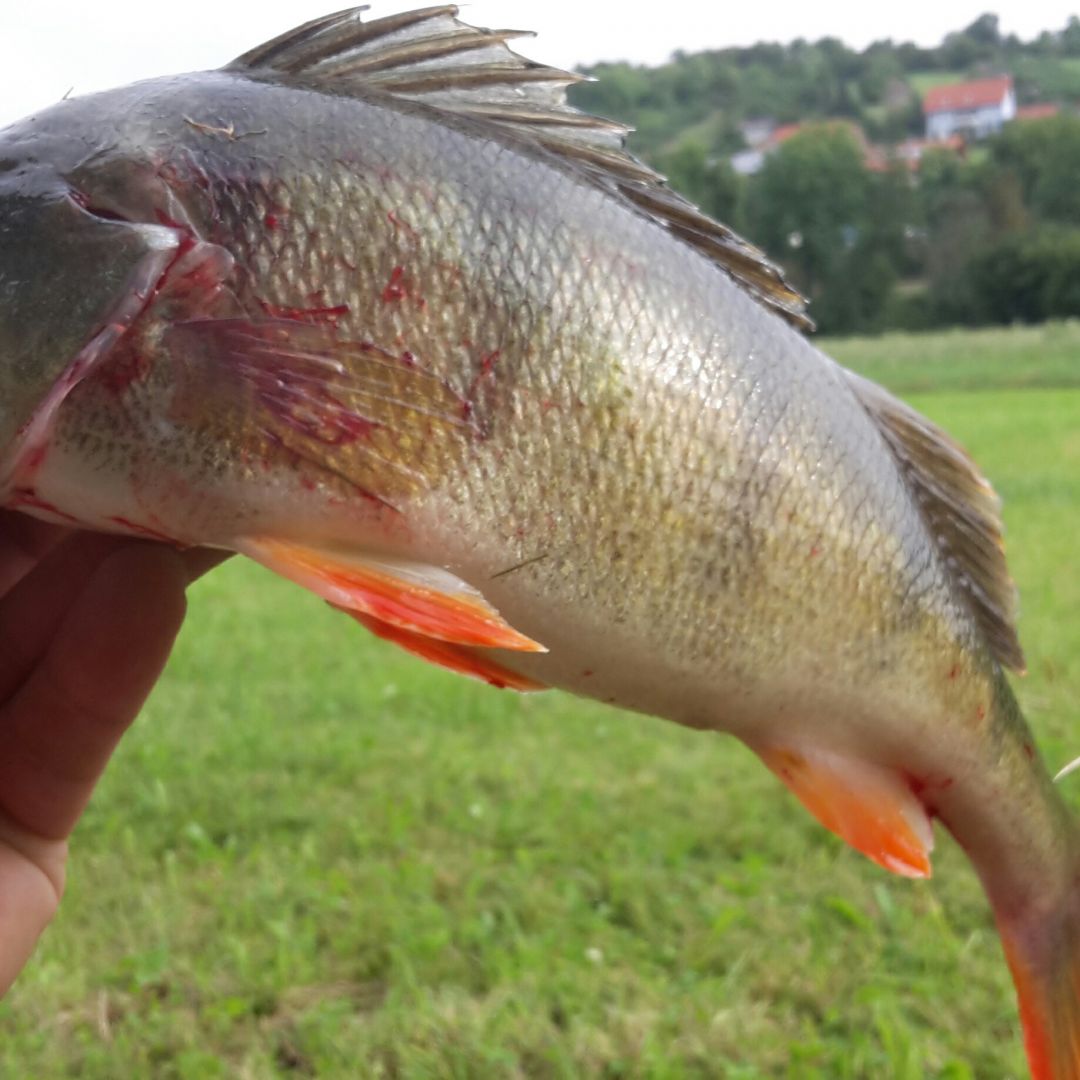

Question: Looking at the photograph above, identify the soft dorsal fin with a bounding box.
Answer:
[227,5,812,330]
[846,371,1024,672]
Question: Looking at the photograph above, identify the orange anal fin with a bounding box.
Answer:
[342,608,549,692]
[755,744,934,878]
[241,537,546,653]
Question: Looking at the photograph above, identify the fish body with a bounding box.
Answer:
[0,8,1077,1074]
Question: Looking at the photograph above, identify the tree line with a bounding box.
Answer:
[569,14,1080,334]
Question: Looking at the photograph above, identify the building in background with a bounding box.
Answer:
[1015,102,1060,123]
[923,76,1016,139]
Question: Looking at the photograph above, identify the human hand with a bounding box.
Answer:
[0,511,223,996]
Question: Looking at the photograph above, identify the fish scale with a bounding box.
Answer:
[0,7,1075,1075]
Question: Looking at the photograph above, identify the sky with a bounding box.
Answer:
[0,2,1078,128]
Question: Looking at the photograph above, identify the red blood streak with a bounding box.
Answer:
[947,664,960,681]
[264,213,281,231]
[382,266,409,303]
[10,491,78,522]
[154,209,194,251]
[246,356,378,447]
[462,349,502,420]
[25,444,48,472]
[1024,742,1035,760]
[99,348,151,394]
[907,772,953,797]
[388,210,419,242]
[108,517,175,542]
[257,299,349,324]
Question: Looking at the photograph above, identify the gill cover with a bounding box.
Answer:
[0,156,177,491]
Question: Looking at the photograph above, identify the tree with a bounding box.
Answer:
[744,125,902,332]
[746,126,869,293]
[965,14,1001,48]
[992,115,1080,225]
[656,142,740,224]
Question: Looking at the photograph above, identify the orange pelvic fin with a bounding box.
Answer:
[755,743,934,878]
[240,537,547,652]
[342,608,549,692]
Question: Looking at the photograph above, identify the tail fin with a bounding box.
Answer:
[999,907,1080,1077]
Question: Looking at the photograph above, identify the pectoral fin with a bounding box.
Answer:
[240,536,546,653]
[754,743,934,878]
[342,609,548,692]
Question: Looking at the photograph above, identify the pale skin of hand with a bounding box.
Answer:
[0,510,224,997]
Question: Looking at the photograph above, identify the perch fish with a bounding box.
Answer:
[0,7,1075,1074]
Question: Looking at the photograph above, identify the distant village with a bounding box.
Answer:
[731,75,1058,176]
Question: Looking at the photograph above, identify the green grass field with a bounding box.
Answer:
[907,71,964,98]
[825,319,1080,394]
[3,324,1080,1077]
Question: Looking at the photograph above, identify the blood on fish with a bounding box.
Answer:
[246,354,379,447]
[108,516,175,542]
[257,298,349,324]
[264,212,281,230]
[154,209,194,250]
[907,772,953,797]
[388,210,419,242]
[462,349,502,421]
[69,190,131,223]
[24,444,48,472]
[382,266,409,303]
[98,348,151,394]
[10,490,78,523]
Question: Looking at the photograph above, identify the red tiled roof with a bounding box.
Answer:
[767,122,803,146]
[923,76,1013,115]
[766,120,867,149]
[1016,103,1059,122]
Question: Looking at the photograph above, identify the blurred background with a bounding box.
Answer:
[5,4,1080,336]
[570,10,1080,336]
[2,5,1080,1078]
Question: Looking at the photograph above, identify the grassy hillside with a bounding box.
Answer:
[2,325,1078,1076]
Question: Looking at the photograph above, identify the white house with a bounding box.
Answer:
[923,76,1016,140]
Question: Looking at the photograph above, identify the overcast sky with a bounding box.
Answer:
[1,2,1078,128]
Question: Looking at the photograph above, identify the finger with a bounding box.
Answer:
[0,533,136,705]
[0,536,230,704]
[179,546,232,583]
[0,544,188,841]
[0,511,71,596]
[0,819,66,998]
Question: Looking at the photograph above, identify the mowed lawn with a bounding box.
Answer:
[3,325,1080,1078]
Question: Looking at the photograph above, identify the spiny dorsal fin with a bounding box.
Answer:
[846,371,1024,672]
[227,5,812,330]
